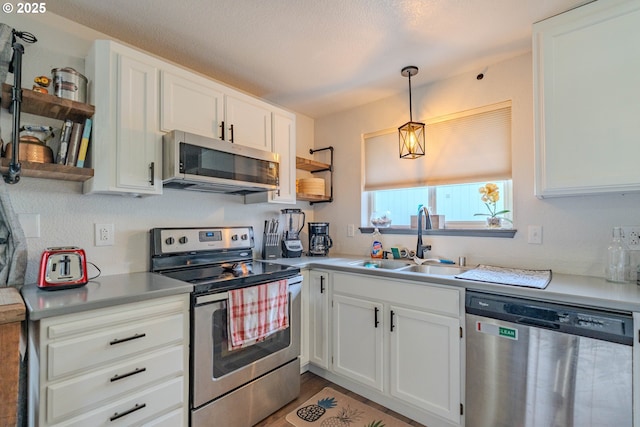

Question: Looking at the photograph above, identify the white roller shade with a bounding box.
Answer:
[364,102,512,191]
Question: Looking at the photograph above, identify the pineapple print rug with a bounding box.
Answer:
[286,387,413,427]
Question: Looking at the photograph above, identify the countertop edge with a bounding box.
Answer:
[270,256,640,313]
[21,272,193,321]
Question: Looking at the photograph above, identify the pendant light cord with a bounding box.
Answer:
[408,72,413,122]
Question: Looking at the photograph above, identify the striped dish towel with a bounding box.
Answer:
[228,280,289,350]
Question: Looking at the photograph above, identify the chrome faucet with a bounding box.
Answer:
[416,204,432,258]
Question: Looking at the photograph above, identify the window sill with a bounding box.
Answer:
[359,227,517,238]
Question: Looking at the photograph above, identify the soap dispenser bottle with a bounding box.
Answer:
[605,227,629,283]
[370,228,383,258]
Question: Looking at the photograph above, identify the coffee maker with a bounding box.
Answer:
[281,209,305,258]
[308,222,333,256]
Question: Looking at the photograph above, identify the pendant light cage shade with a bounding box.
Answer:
[399,65,425,159]
[399,121,425,159]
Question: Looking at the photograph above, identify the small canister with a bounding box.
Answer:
[52,67,87,103]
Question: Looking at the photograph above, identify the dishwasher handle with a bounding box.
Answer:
[515,317,560,330]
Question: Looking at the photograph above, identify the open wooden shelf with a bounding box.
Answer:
[1,84,95,182]
[296,156,331,172]
[1,83,95,122]
[296,192,332,203]
[295,148,333,204]
[0,159,93,182]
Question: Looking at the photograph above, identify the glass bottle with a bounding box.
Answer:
[605,227,629,283]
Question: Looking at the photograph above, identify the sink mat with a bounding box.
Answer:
[455,264,552,289]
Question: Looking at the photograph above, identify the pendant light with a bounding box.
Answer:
[398,66,425,159]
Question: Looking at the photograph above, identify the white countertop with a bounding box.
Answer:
[270,255,640,313]
[21,272,193,320]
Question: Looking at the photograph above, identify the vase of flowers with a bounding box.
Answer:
[474,183,511,229]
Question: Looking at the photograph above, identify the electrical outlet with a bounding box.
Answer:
[621,226,640,250]
[95,223,114,246]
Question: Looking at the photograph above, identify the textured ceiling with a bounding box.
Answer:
[47,0,588,118]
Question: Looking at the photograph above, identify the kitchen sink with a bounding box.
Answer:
[399,264,464,276]
[348,259,412,270]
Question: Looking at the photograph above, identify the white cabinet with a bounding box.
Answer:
[533,0,640,197]
[160,70,225,139]
[224,92,272,151]
[308,270,330,369]
[300,269,310,369]
[84,40,163,196]
[331,272,463,427]
[27,294,190,427]
[270,111,296,203]
[332,293,384,391]
[389,305,460,421]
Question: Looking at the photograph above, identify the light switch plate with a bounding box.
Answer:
[528,225,542,244]
[18,213,40,238]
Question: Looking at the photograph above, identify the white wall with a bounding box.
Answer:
[314,53,640,277]
[1,12,315,284]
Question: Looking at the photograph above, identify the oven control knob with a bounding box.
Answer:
[241,234,248,240]
[231,234,238,241]
[165,237,175,245]
[179,236,188,244]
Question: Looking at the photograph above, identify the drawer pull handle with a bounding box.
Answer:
[109,403,146,422]
[109,333,146,346]
[110,367,147,382]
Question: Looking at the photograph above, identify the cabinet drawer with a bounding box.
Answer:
[48,312,185,380]
[47,345,184,423]
[52,377,184,427]
[45,296,187,341]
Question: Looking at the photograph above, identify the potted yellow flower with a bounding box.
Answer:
[474,183,511,228]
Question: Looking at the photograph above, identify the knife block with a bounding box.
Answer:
[262,232,281,259]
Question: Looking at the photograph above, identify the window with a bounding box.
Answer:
[368,180,512,228]
[363,102,512,230]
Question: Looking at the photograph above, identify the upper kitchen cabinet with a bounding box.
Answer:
[160,69,273,151]
[160,70,225,139]
[271,111,296,203]
[245,110,297,204]
[84,40,163,196]
[224,92,272,151]
[533,0,640,198]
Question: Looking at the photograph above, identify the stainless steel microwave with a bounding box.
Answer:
[162,130,279,194]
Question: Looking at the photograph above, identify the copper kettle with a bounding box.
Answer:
[3,129,54,163]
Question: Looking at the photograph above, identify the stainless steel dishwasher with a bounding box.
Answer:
[465,290,633,427]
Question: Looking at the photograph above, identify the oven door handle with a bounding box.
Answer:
[196,275,303,306]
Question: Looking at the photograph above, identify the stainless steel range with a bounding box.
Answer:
[150,226,301,427]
